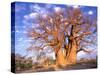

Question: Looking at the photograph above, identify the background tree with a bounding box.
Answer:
[27,7,97,67]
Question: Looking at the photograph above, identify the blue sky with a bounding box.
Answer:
[11,2,97,60]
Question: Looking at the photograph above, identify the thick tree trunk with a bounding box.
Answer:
[66,39,77,65]
[54,36,77,68]
[54,40,77,67]
[56,49,67,67]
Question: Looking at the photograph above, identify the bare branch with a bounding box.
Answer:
[27,46,44,51]
[75,32,92,39]
[77,48,93,54]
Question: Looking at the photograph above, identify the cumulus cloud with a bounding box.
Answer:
[29,13,39,19]
[30,4,41,12]
[24,12,40,21]
[24,4,63,21]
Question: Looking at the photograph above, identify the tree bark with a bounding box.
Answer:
[66,39,77,65]
[56,49,67,67]
[54,38,77,67]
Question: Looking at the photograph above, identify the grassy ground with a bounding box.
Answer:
[16,60,97,73]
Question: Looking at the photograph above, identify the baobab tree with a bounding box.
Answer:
[27,6,97,67]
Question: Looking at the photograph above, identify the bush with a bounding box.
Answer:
[16,62,33,70]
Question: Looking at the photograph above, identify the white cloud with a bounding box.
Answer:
[72,5,80,9]
[30,4,49,14]
[16,30,20,33]
[24,12,39,21]
[88,10,93,15]
[18,38,23,41]
[24,39,32,42]
[24,15,30,20]
[30,4,48,15]
[54,7,62,13]
[29,12,39,19]
[40,8,48,14]
[30,4,41,12]
[24,4,52,22]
